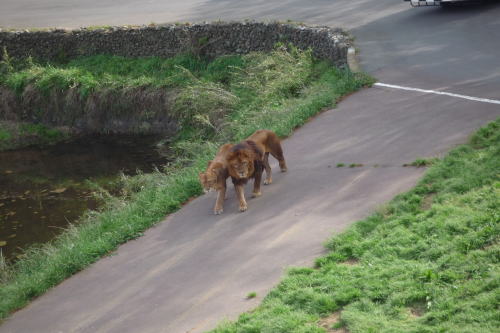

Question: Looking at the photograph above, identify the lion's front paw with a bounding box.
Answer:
[214,207,223,215]
[239,203,248,212]
[263,178,272,185]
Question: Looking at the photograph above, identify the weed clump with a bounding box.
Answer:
[246,292,257,299]
[173,78,238,138]
[403,157,437,168]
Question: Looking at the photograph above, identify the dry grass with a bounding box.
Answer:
[318,311,349,333]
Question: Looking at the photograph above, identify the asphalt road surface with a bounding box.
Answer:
[1,1,499,332]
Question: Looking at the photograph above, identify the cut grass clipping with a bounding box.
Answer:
[0,45,373,320]
[247,292,258,299]
[209,119,499,333]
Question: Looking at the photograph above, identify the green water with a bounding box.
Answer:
[0,135,169,260]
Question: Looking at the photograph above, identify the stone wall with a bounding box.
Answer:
[0,22,350,66]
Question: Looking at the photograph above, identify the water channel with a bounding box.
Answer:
[0,135,169,261]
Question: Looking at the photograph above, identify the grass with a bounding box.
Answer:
[0,127,12,141]
[0,50,245,97]
[0,121,67,150]
[208,119,500,332]
[0,48,246,150]
[404,157,438,168]
[0,45,373,320]
[247,292,258,299]
[19,123,65,141]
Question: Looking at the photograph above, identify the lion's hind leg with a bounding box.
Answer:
[263,152,272,185]
[270,143,287,172]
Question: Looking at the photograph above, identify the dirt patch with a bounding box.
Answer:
[481,241,499,251]
[407,302,426,319]
[420,193,436,211]
[408,306,425,319]
[318,311,349,332]
[341,258,359,266]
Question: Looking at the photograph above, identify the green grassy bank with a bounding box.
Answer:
[0,46,373,320]
[0,48,248,150]
[209,119,500,332]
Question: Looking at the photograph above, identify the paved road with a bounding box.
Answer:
[1,1,499,332]
[2,0,500,99]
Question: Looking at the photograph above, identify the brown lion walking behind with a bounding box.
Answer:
[227,130,287,212]
[199,143,233,215]
[247,129,288,184]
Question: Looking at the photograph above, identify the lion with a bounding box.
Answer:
[199,143,233,214]
[227,130,287,212]
[246,129,287,185]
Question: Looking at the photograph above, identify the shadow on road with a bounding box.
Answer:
[438,0,500,9]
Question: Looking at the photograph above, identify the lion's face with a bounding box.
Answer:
[199,171,218,193]
[227,150,254,179]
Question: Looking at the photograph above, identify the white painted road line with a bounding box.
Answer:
[374,82,500,105]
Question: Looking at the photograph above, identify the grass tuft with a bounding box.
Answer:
[404,157,438,168]
[246,292,257,299]
[348,163,363,168]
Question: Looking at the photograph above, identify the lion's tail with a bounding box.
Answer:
[266,133,287,171]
